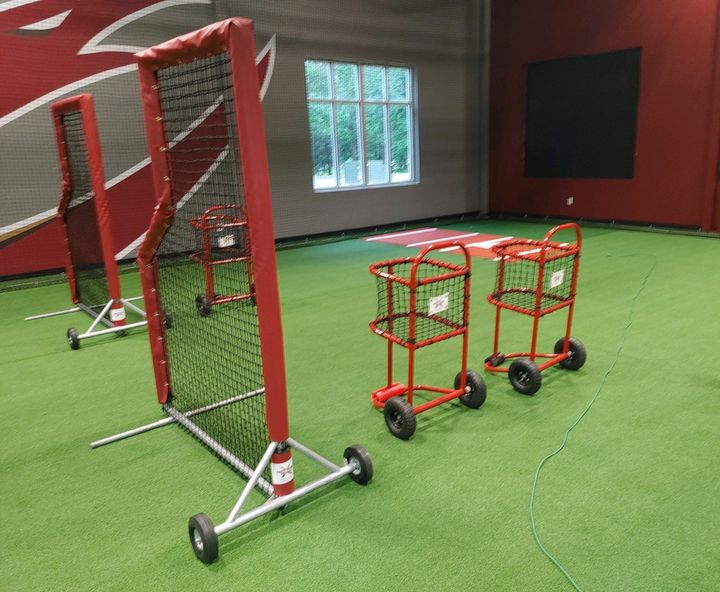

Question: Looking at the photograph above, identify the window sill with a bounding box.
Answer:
[312,180,420,194]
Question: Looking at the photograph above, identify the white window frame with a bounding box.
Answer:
[304,59,419,192]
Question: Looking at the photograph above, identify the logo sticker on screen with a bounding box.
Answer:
[218,234,235,248]
[428,293,450,315]
[550,269,565,289]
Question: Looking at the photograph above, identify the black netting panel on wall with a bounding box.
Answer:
[154,53,270,478]
[62,112,110,309]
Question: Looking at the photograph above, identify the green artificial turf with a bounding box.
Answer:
[1,220,719,591]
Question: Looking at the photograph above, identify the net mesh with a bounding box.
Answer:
[372,258,468,346]
[154,53,270,479]
[61,111,111,310]
[490,242,577,314]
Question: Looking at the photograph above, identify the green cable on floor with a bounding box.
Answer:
[529,255,658,591]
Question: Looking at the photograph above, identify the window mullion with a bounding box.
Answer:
[328,66,340,189]
[359,66,367,186]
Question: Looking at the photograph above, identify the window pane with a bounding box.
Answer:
[336,104,362,186]
[308,102,336,189]
[333,63,359,100]
[305,61,331,99]
[388,67,410,101]
[363,65,386,101]
[390,105,411,182]
[364,104,388,184]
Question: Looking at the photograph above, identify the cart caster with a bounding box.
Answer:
[455,370,487,409]
[343,445,374,485]
[508,359,541,395]
[189,513,218,564]
[554,337,586,370]
[195,294,212,317]
[67,328,80,350]
[484,353,505,367]
[163,311,173,329]
[383,396,416,439]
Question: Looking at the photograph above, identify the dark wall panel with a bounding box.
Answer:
[524,48,641,179]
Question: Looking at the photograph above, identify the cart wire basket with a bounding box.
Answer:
[369,241,486,439]
[484,223,586,395]
[190,204,254,316]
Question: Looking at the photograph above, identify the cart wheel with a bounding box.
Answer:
[195,294,212,317]
[554,337,587,371]
[508,359,542,395]
[455,370,487,409]
[343,445,374,485]
[188,513,218,564]
[383,396,416,439]
[163,311,173,329]
[67,328,80,350]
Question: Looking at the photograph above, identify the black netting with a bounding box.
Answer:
[154,53,270,479]
[490,242,577,314]
[372,258,468,346]
[61,111,110,309]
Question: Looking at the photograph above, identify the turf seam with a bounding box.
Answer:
[528,254,658,591]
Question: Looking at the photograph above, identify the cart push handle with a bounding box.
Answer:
[410,240,472,285]
[543,222,582,249]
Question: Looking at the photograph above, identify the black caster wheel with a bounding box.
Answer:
[455,369,487,409]
[343,445,373,485]
[163,311,173,329]
[67,328,80,350]
[188,513,219,564]
[383,396,416,440]
[508,359,542,395]
[554,337,587,370]
[195,294,212,317]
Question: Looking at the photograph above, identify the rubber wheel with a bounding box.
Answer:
[554,337,587,370]
[508,359,542,395]
[195,294,212,317]
[455,370,487,409]
[188,513,218,564]
[67,328,80,350]
[343,445,373,485]
[163,311,173,329]
[383,396,416,440]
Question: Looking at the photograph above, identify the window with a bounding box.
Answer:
[304,60,416,191]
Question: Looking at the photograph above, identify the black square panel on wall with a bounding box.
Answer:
[524,47,641,179]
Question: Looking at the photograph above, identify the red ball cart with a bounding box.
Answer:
[369,241,487,439]
[484,223,586,395]
[190,204,254,316]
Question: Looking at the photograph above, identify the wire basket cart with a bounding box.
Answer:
[190,205,254,316]
[369,241,486,439]
[484,223,586,395]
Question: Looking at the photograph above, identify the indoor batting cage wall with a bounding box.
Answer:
[0,0,488,281]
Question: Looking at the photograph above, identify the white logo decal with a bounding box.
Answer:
[428,293,449,315]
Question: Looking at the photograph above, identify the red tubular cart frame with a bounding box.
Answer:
[484,223,586,395]
[370,241,486,439]
[190,204,254,315]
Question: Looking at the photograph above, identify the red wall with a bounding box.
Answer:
[490,0,720,230]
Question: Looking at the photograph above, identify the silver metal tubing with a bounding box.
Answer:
[86,300,114,333]
[215,462,355,536]
[122,299,146,318]
[226,442,277,523]
[164,405,274,496]
[24,306,80,321]
[79,320,148,339]
[89,389,265,448]
[124,296,144,303]
[77,302,113,328]
[287,438,341,472]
